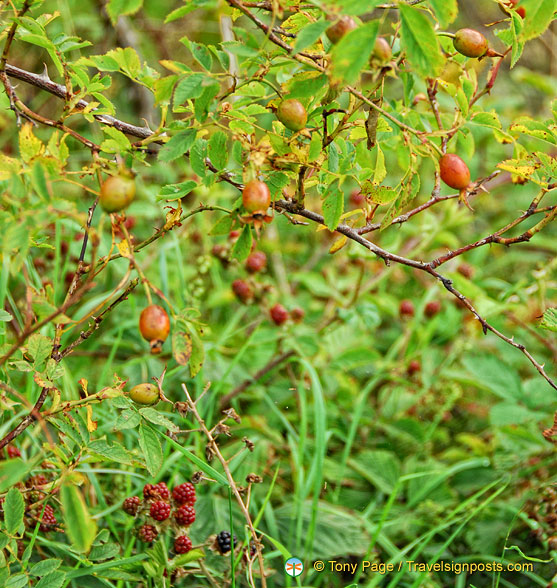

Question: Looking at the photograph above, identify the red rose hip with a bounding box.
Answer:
[439,154,471,190]
[242,181,271,214]
[139,304,170,354]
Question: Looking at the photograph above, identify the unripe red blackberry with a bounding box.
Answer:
[326,16,357,44]
[150,500,171,521]
[172,483,196,505]
[155,482,170,500]
[138,523,158,543]
[246,251,267,274]
[139,305,170,354]
[216,530,236,554]
[270,303,289,326]
[123,496,141,516]
[38,504,57,532]
[174,504,196,526]
[174,535,193,554]
[453,29,488,58]
[242,180,271,214]
[232,279,254,304]
[424,301,441,317]
[439,154,471,191]
[27,474,49,488]
[100,174,136,213]
[399,299,415,318]
[143,481,170,501]
[276,99,307,132]
[6,445,21,458]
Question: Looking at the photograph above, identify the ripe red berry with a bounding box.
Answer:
[172,483,196,505]
[424,301,442,317]
[242,180,271,214]
[129,383,159,406]
[150,500,171,521]
[349,189,365,207]
[138,524,158,543]
[139,304,170,354]
[174,535,193,554]
[270,303,289,326]
[229,230,241,241]
[232,279,254,303]
[326,16,357,44]
[500,0,525,18]
[27,474,49,488]
[174,504,196,526]
[276,99,307,132]
[6,445,21,458]
[246,251,267,274]
[453,29,488,58]
[155,482,170,500]
[100,174,136,213]
[371,37,391,64]
[439,154,471,191]
[123,496,141,516]
[399,299,415,318]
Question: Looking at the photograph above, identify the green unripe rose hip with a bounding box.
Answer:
[326,16,357,44]
[276,99,307,131]
[100,174,136,213]
[371,37,391,64]
[453,29,488,58]
[129,383,159,406]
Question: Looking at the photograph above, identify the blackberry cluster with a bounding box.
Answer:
[143,481,170,500]
[150,500,171,521]
[174,504,195,526]
[172,482,196,505]
[174,535,193,554]
[123,496,140,516]
[138,524,158,543]
[216,531,237,555]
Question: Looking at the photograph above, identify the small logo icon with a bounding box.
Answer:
[285,557,304,577]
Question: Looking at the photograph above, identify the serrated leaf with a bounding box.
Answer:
[429,0,458,27]
[139,423,163,476]
[231,224,252,262]
[520,0,555,41]
[30,558,62,576]
[158,130,197,163]
[4,487,25,534]
[293,20,329,54]
[114,408,141,430]
[207,131,228,170]
[158,180,197,201]
[174,73,205,104]
[540,308,557,332]
[400,4,444,78]
[61,484,97,553]
[139,408,179,432]
[0,309,12,321]
[88,439,134,464]
[106,0,142,24]
[34,571,66,588]
[330,20,379,84]
[209,214,233,236]
[322,184,344,231]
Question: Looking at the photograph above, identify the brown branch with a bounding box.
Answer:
[219,350,296,409]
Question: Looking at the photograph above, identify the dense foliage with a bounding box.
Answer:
[0,0,556,587]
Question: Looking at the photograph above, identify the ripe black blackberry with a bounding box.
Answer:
[138,524,158,543]
[150,500,171,521]
[38,504,57,532]
[174,504,195,526]
[172,482,196,505]
[174,535,193,554]
[123,496,141,516]
[216,530,236,554]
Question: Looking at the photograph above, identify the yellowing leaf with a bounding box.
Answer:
[19,123,44,163]
[329,234,348,254]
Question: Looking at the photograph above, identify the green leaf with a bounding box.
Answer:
[158,130,196,163]
[207,131,228,171]
[330,20,379,84]
[180,37,213,71]
[139,407,179,432]
[4,487,25,534]
[189,326,205,378]
[5,574,28,588]
[520,0,555,41]
[0,457,37,492]
[429,0,458,27]
[34,571,66,588]
[106,0,143,24]
[399,4,444,78]
[174,74,205,105]
[190,137,208,177]
[88,439,134,464]
[139,423,163,477]
[113,408,141,430]
[0,309,12,321]
[231,224,253,262]
[462,356,523,401]
[60,484,97,553]
[293,20,329,54]
[30,559,62,576]
[322,183,344,231]
[540,308,557,332]
[158,180,197,201]
[170,548,205,569]
[172,329,193,366]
